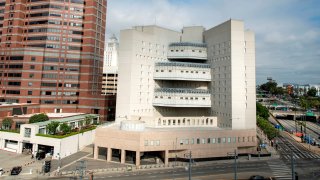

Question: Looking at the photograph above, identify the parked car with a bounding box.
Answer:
[0,167,4,175]
[10,166,22,175]
[249,175,265,180]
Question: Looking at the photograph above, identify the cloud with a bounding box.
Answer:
[106,0,320,85]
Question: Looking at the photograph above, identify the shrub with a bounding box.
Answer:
[46,121,60,135]
[29,113,49,124]
[59,123,71,135]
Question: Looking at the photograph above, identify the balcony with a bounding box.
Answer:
[154,62,211,81]
[167,42,207,60]
[153,88,211,107]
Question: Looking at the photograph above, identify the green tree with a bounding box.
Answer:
[59,123,71,134]
[29,113,49,124]
[259,81,278,95]
[1,117,13,130]
[307,87,317,97]
[256,102,269,119]
[299,97,310,110]
[46,121,60,135]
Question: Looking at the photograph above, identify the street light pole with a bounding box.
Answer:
[234,149,237,180]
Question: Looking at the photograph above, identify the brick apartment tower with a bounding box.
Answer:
[0,0,109,120]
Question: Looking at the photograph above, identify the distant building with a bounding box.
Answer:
[283,83,320,96]
[94,20,257,166]
[102,35,119,95]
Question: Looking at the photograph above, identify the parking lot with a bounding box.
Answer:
[0,149,43,177]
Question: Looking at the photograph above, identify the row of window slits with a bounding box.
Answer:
[29,4,83,12]
[26,36,82,43]
[0,64,23,68]
[27,44,82,50]
[0,56,82,64]
[28,12,83,19]
[26,24,83,35]
[29,0,84,4]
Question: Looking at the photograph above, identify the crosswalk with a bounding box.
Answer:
[268,160,292,180]
[282,152,320,160]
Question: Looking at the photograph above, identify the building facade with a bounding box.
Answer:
[0,0,109,120]
[95,19,257,166]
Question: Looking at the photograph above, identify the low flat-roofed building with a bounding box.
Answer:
[0,113,99,159]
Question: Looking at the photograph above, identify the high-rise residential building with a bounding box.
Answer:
[94,20,256,166]
[102,35,118,95]
[0,0,109,120]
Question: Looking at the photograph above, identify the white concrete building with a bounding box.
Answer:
[0,113,98,159]
[95,20,257,166]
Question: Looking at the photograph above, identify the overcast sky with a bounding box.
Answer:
[106,0,320,85]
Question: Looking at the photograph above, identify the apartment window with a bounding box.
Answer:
[217,138,221,143]
[28,82,33,86]
[212,138,216,144]
[29,74,34,78]
[202,138,205,144]
[24,128,31,138]
[144,140,148,146]
[222,138,226,143]
[196,138,200,144]
[227,137,231,143]
[190,138,194,144]
[30,65,35,69]
[28,91,32,95]
[207,138,210,144]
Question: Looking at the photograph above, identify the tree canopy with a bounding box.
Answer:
[256,102,269,119]
[29,113,49,124]
[307,87,317,97]
[259,81,284,95]
[2,117,13,130]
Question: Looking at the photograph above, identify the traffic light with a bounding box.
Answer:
[44,160,51,173]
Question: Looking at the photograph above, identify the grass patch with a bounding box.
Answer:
[0,129,20,133]
[36,126,96,139]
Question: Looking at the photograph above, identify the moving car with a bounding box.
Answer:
[10,166,22,175]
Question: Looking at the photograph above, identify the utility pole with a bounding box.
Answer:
[184,151,192,180]
[227,149,237,180]
[188,151,192,180]
[76,160,86,180]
